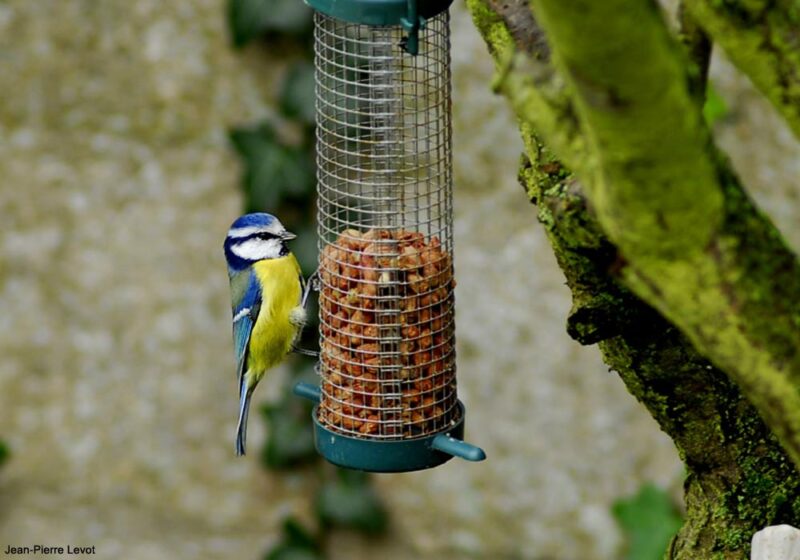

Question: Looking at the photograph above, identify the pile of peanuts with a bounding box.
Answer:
[318,228,458,438]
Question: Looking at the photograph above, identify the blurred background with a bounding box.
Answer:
[1,1,798,559]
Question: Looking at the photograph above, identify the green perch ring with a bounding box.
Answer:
[294,383,486,472]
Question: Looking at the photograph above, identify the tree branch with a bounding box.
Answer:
[467,0,589,171]
[684,0,800,140]
[531,0,724,257]
[467,0,800,555]
[524,0,800,472]
[678,2,712,104]
[519,132,800,560]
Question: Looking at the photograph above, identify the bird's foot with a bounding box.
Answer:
[292,346,320,358]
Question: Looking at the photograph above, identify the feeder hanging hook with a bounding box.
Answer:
[400,0,425,55]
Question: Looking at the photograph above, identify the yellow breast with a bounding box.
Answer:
[247,254,303,378]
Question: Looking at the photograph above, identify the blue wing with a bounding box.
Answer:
[231,270,262,384]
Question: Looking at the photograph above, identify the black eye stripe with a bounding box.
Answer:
[253,232,279,240]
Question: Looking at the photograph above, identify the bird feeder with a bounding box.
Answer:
[294,0,485,472]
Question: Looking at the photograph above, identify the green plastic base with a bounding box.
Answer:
[312,401,478,473]
[305,0,452,27]
[293,383,486,472]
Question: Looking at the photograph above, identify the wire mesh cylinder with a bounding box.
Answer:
[315,11,457,440]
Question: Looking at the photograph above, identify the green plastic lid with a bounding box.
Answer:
[305,0,452,26]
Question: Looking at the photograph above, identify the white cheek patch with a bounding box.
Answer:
[231,239,268,260]
[231,238,282,261]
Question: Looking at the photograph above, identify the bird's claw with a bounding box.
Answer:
[292,346,320,358]
[302,268,320,309]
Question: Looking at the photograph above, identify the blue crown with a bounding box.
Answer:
[229,213,276,231]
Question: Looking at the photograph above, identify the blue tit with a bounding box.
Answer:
[224,213,307,456]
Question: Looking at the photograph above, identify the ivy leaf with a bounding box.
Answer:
[265,518,322,560]
[259,0,312,36]
[280,62,316,126]
[316,469,389,535]
[703,82,729,125]
[0,440,8,468]
[228,0,270,47]
[228,0,312,47]
[612,483,684,560]
[291,221,319,277]
[260,377,317,469]
[258,320,318,471]
[230,122,316,214]
[266,549,319,560]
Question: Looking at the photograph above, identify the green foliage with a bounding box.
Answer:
[229,123,316,214]
[290,221,319,277]
[260,365,319,469]
[703,83,729,125]
[281,62,317,127]
[612,483,684,560]
[228,0,312,47]
[265,518,323,560]
[0,440,8,468]
[316,470,389,535]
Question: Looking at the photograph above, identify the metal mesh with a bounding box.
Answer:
[314,11,457,440]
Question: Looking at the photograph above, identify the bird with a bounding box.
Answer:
[223,213,310,456]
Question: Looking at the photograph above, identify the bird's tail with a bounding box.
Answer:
[235,381,252,456]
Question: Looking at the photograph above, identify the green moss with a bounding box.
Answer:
[686,0,800,139]
[465,0,514,60]
[719,528,748,549]
[531,0,725,259]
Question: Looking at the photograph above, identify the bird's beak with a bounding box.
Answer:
[281,231,297,241]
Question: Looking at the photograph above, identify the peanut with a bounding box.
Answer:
[319,228,457,438]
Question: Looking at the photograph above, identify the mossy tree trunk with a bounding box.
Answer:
[466,0,800,558]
